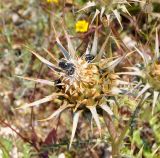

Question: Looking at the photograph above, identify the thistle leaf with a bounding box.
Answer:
[39,104,72,121]
[106,56,123,70]
[69,110,83,149]
[152,91,159,115]
[137,145,143,158]
[155,28,159,59]
[91,28,98,56]
[87,106,101,136]
[43,48,58,63]
[65,85,70,93]
[85,42,91,55]
[25,47,61,72]
[99,104,113,116]
[16,76,55,86]
[63,29,76,59]
[91,9,100,24]
[113,9,123,29]
[116,80,129,85]
[111,87,123,95]
[143,92,151,102]
[152,146,160,157]
[77,1,96,12]
[117,71,143,77]
[56,40,71,60]
[52,23,71,60]
[127,81,142,94]
[120,5,131,16]
[134,47,149,66]
[124,66,141,72]
[136,83,151,99]
[95,33,111,61]
[100,7,105,20]
[16,93,60,109]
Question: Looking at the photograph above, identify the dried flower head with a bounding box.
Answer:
[17,27,127,148]
[75,20,89,33]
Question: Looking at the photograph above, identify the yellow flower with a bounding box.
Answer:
[47,0,58,3]
[75,20,89,33]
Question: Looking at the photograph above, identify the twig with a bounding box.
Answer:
[0,119,40,151]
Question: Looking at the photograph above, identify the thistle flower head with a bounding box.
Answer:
[145,58,160,90]
[77,0,133,28]
[17,28,127,148]
[119,29,160,114]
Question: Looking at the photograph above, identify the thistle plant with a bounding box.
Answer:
[2,0,160,157]
[118,29,160,114]
[17,25,129,149]
[77,0,135,28]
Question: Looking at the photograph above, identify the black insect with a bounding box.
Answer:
[135,63,144,70]
[85,54,95,63]
[58,59,75,76]
[131,64,143,82]
[15,48,22,56]
[54,78,62,89]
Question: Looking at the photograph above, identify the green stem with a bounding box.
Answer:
[103,95,146,158]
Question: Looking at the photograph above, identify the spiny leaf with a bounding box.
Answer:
[100,6,105,20]
[16,76,55,86]
[69,110,83,149]
[16,93,62,109]
[91,9,100,24]
[85,42,91,55]
[87,106,101,136]
[117,71,143,77]
[120,5,131,16]
[56,40,71,60]
[63,28,76,59]
[77,1,96,12]
[155,28,159,59]
[143,92,151,102]
[106,56,124,70]
[116,79,129,85]
[99,104,113,116]
[39,104,72,121]
[111,87,123,95]
[152,91,159,115]
[43,48,58,63]
[136,83,151,99]
[95,33,111,61]
[91,28,98,56]
[25,46,61,72]
[134,47,149,66]
[152,146,160,157]
[112,9,123,29]
[52,23,71,60]
[137,145,143,158]
[124,66,141,72]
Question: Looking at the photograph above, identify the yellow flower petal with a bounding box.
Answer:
[47,0,58,4]
[75,20,89,33]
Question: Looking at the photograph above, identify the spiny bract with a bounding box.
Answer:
[17,28,128,148]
